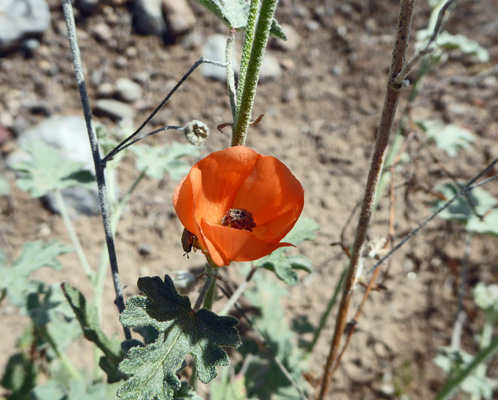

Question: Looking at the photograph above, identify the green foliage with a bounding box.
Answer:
[0,175,9,195]
[62,283,126,381]
[117,275,241,400]
[0,240,72,308]
[435,32,489,63]
[254,217,319,285]
[13,140,94,198]
[433,183,498,237]
[132,142,199,180]
[241,273,309,399]
[473,283,498,316]
[1,353,37,398]
[434,347,497,399]
[30,379,122,400]
[417,0,489,63]
[174,382,204,400]
[210,368,246,400]
[192,0,286,40]
[418,120,475,157]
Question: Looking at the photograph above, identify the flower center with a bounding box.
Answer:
[221,208,256,231]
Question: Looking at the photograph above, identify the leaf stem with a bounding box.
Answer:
[54,189,94,282]
[62,0,130,339]
[231,0,278,146]
[42,326,83,381]
[317,1,416,398]
[193,261,217,311]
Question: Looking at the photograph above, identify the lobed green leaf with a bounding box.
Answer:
[14,140,94,198]
[193,0,286,39]
[0,240,72,308]
[433,183,498,237]
[132,142,199,181]
[117,276,240,400]
[254,217,318,285]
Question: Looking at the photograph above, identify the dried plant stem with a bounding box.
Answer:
[62,0,130,339]
[219,265,257,316]
[366,171,498,276]
[317,1,416,398]
[394,0,455,86]
[103,57,226,164]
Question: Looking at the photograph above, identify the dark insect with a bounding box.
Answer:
[181,228,196,257]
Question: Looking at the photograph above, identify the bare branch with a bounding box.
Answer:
[394,0,456,86]
[61,0,131,339]
[317,1,416,398]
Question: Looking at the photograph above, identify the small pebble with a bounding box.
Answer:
[115,78,143,103]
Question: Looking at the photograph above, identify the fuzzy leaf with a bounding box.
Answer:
[0,176,9,195]
[132,142,199,180]
[243,273,309,399]
[193,0,286,39]
[174,382,203,400]
[14,140,94,198]
[436,31,489,62]
[418,120,475,157]
[62,283,125,377]
[210,368,246,400]
[254,217,318,285]
[117,275,240,400]
[433,183,498,236]
[0,240,72,308]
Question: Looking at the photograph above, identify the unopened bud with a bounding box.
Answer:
[183,120,209,146]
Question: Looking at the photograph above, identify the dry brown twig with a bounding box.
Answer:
[316,1,416,398]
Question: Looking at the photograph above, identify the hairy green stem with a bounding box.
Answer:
[54,189,94,281]
[236,0,260,113]
[232,0,278,146]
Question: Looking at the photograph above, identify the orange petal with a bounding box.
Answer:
[231,155,304,227]
[200,219,292,266]
[172,176,197,234]
[252,202,303,242]
[190,146,259,226]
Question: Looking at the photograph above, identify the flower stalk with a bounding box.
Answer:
[232,0,278,146]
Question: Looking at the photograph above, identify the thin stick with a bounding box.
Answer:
[62,0,130,339]
[394,0,455,86]
[317,1,416,398]
[109,125,182,155]
[219,265,257,316]
[366,172,498,276]
[102,57,227,164]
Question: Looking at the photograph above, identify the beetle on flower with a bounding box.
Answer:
[173,146,304,267]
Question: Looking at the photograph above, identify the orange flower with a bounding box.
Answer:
[173,146,304,267]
